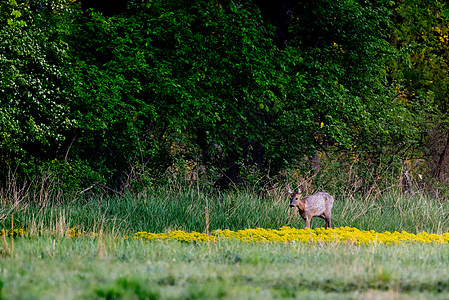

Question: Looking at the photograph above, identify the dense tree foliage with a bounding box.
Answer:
[0,0,447,195]
[0,0,76,177]
[389,0,449,185]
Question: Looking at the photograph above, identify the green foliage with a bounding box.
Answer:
[388,0,449,186]
[52,0,291,190]
[0,0,75,177]
[95,277,160,300]
[390,0,449,112]
[41,159,106,196]
[281,0,415,161]
[0,0,442,194]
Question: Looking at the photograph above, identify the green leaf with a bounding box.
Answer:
[11,10,21,18]
[443,9,449,19]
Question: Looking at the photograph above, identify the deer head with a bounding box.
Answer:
[286,186,303,208]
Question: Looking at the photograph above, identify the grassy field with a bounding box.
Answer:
[1,235,449,299]
[2,186,448,236]
[1,186,449,299]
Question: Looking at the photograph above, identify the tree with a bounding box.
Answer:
[280,1,414,158]
[0,0,422,195]
[389,0,449,184]
[0,0,75,179]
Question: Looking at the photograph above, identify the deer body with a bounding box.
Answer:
[287,187,334,229]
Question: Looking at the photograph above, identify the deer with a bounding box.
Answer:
[286,186,334,229]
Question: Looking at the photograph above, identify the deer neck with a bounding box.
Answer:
[297,198,306,211]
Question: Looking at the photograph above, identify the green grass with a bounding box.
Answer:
[2,186,448,236]
[1,235,449,299]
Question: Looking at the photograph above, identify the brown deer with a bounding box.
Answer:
[286,186,334,229]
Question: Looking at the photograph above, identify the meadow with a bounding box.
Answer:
[1,184,449,299]
[2,233,449,299]
[2,183,449,235]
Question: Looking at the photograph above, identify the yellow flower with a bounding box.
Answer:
[131,227,449,245]
[3,226,449,245]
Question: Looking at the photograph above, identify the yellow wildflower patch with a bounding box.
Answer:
[0,229,25,237]
[3,226,449,245]
[0,227,98,238]
[132,226,449,245]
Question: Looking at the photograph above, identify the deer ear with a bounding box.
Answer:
[298,187,302,194]
[286,185,294,195]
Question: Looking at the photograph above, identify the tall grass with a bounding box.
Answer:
[1,174,449,235]
[337,191,449,233]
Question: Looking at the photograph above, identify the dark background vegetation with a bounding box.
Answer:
[1,0,449,199]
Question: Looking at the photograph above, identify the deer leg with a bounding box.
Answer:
[304,216,311,229]
[323,211,332,229]
[325,216,332,229]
